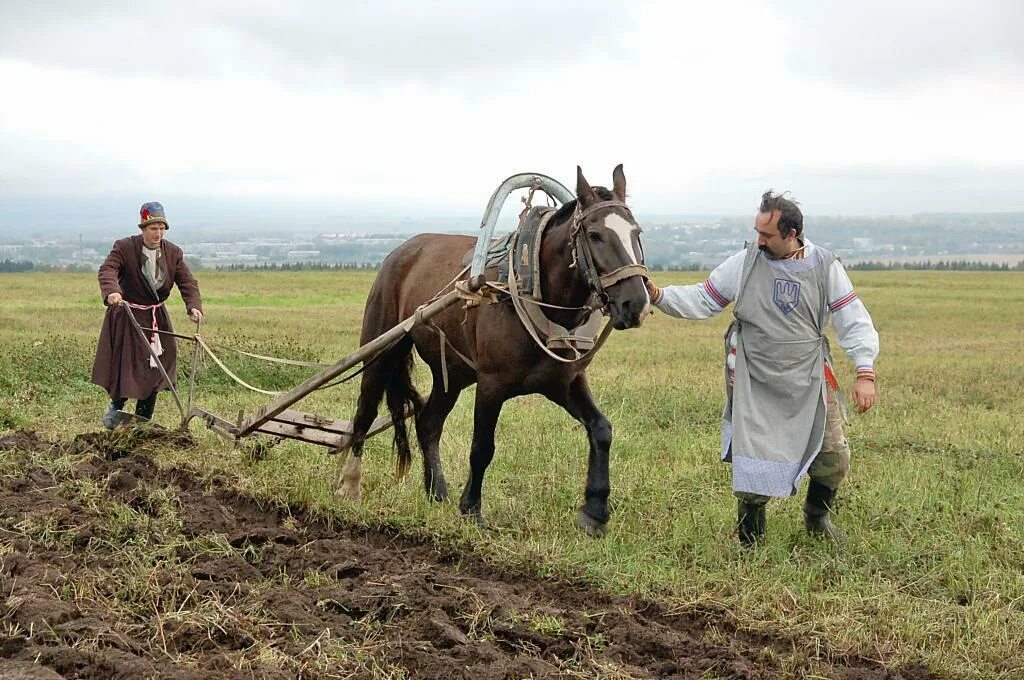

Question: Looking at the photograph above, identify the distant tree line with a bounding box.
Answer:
[4,257,1021,274]
[0,259,33,272]
[0,259,95,273]
[213,261,381,271]
[647,263,707,272]
[847,260,1024,271]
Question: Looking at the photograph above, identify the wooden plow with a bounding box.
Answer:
[184,291,461,451]
[120,173,574,452]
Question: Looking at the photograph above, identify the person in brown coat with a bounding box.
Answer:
[92,202,203,428]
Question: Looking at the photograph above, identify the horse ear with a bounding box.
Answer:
[612,164,626,203]
[576,166,596,206]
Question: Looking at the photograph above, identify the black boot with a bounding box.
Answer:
[804,480,847,542]
[103,399,127,430]
[737,500,766,547]
[135,392,158,421]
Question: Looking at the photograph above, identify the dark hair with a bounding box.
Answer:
[759,190,803,238]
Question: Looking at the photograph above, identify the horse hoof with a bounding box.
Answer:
[427,478,449,503]
[338,482,362,502]
[459,505,486,526]
[337,456,363,502]
[577,510,607,538]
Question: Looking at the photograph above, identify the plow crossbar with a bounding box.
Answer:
[252,405,415,450]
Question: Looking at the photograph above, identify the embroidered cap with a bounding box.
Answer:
[138,202,169,228]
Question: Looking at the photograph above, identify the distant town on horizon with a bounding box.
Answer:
[2,211,1022,272]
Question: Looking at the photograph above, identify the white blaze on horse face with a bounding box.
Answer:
[601,212,651,320]
[602,213,641,266]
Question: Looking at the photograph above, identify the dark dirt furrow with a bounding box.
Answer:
[0,429,935,679]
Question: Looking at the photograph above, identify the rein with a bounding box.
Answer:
[118,300,184,417]
[123,300,166,368]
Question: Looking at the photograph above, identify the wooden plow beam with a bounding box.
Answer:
[185,289,462,451]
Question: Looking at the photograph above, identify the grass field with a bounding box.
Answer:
[1,268,1022,678]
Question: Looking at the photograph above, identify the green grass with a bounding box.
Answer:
[2,268,1023,678]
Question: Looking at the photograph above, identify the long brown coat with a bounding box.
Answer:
[91,235,202,400]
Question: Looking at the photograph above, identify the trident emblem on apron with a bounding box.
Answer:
[773,278,801,316]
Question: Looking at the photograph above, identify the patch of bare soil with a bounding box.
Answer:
[0,429,935,679]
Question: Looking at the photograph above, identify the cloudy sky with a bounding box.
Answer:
[2,0,1023,232]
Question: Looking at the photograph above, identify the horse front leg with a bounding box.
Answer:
[415,376,461,503]
[557,373,612,537]
[458,378,506,524]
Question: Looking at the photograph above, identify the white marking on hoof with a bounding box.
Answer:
[337,455,363,501]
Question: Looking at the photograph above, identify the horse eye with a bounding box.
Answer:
[588,232,604,243]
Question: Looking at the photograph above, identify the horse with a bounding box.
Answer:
[338,165,650,536]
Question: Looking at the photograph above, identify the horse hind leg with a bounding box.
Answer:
[337,367,385,501]
[415,374,461,502]
[337,337,416,500]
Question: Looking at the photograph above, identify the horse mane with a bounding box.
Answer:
[549,187,615,225]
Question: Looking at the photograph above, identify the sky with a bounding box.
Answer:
[2,0,1023,234]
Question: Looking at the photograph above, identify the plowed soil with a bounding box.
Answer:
[0,429,934,679]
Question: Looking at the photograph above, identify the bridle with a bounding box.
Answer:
[496,197,649,366]
[570,199,649,303]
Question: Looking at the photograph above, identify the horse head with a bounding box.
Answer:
[573,165,651,330]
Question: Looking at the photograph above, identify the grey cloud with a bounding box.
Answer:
[773,1,1024,89]
[639,164,1024,216]
[0,1,626,87]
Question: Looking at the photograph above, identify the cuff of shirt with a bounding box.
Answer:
[854,364,876,381]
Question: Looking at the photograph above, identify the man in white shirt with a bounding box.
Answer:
[646,191,879,546]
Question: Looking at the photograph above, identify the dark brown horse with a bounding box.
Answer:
[339,166,650,535]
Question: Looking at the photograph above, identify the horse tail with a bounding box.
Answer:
[384,339,423,479]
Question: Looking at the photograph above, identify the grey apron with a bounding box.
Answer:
[721,244,836,497]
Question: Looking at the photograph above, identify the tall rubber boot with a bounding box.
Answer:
[135,392,158,421]
[103,398,127,430]
[737,500,766,547]
[804,480,847,543]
